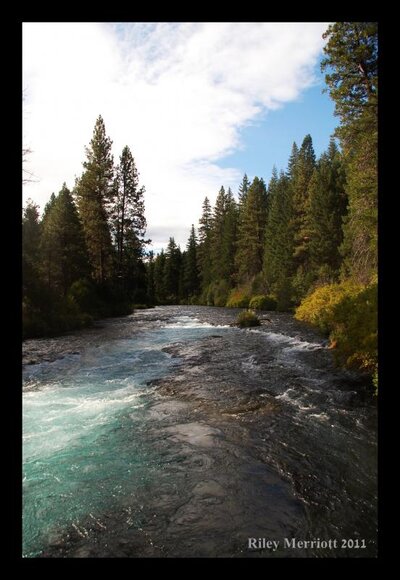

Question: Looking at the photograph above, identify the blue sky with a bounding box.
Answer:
[23,22,334,250]
[219,71,337,186]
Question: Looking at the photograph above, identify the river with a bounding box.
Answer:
[22,306,377,558]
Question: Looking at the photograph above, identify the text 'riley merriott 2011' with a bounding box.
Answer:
[248,538,368,552]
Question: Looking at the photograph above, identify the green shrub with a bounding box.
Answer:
[249,294,277,311]
[226,289,250,308]
[236,310,261,327]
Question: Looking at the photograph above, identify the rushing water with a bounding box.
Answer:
[23,306,377,558]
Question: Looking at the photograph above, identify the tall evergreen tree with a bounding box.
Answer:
[75,115,115,283]
[322,22,377,283]
[237,173,251,260]
[113,146,147,275]
[198,197,213,293]
[263,172,294,310]
[321,22,377,138]
[23,200,46,336]
[183,225,200,299]
[290,134,316,299]
[210,186,227,281]
[22,200,41,297]
[42,193,56,218]
[164,238,182,302]
[146,251,155,305]
[220,188,238,285]
[267,166,279,200]
[307,140,347,282]
[292,135,316,224]
[39,193,58,288]
[154,249,167,304]
[40,184,89,296]
[339,129,377,282]
[235,177,268,282]
[112,145,148,301]
[286,142,299,178]
[238,173,250,208]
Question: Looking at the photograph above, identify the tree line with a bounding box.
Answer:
[23,116,148,337]
[23,22,377,383]
[148,134,348,310]
[147,22,377,382]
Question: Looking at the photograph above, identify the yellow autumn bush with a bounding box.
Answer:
[331,283,377,374]
[295,281,362,333]
[295,281,377,382]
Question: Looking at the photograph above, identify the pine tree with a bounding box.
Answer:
[267,166,279,200]
[286,142,299,178]
[112,145,148,301]
[197,197,212,292]
[210,186,227,281]
[322,22,377,283]
[42,193,56,218]
[235,176,268,282]
[154,250,167,304]
[321,22,377,139]
[113,146,147,274]
[198,197,213,292]
[146,251,155,305]
[340,130,377,282]
[39,193,58,288]
[290,134,316,299]
[263,172,294,310]
[23,200,46,336]
[292,135,316,224]
[22,200,41,297]
[40,184,89,296]
[220,188,238,284]
[307,140,347,282]
[75,115,115,284]
[183,225,200,299]
[238,173,250,208]
[164,238,182,302]
[236,173,251,266]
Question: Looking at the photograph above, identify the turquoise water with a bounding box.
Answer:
[23,315,228,557]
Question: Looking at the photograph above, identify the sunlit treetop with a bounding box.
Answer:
[321,22,377,128]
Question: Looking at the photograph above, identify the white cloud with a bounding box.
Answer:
[23,22,327,249]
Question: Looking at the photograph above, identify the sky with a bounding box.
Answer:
[23,22,336,251]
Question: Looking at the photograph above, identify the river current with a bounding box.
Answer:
[22,306,377,558]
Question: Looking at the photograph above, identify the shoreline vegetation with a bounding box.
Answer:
[23,23,377,387]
